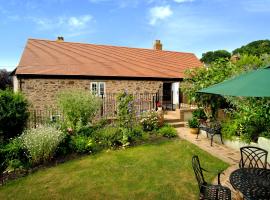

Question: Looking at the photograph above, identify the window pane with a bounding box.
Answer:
[91,83,97,95]
[99,82,105,95]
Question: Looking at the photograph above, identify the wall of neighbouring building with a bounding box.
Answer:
[18,77,163,110]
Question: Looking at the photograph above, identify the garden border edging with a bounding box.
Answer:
[199,130,270,161]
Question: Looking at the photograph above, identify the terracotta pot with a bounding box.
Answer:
[190,128,199,135]
[157,109,164,127]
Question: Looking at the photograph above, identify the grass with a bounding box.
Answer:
[0,138,229,200]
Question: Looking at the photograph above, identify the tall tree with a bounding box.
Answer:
[233,40,270,57]
[200,50,231,64]
[0,69,12,90]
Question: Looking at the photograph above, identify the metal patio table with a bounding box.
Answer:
[230,168,270,200]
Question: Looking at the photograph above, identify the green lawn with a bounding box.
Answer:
[0,139,229,200]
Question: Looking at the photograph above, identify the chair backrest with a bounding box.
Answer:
[240,146,268,169]
[192,155,207,192]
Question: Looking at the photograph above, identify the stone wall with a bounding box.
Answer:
[19,78,163,110]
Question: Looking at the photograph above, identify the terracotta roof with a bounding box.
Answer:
[16,39,202,79]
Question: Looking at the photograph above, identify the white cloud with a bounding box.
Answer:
[149,5,173,25]
[68,15,92,28]
[173,0,194,3]
[30,14,94,37]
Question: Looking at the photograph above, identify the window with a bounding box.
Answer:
[91,82,98,95]
[91,82,106,96]
[99,82,105,96]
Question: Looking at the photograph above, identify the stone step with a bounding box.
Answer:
[168,121,187,128]
[164,118,184,123]
[165,111,178,116]
[164,118,182,123]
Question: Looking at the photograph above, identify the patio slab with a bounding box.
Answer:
[176,127,242,200]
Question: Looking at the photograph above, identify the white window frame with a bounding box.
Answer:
[99,82,106,97]
[90,82,106,97]
[90,82,98,95]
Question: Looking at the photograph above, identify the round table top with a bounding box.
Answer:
[230,168,270,200]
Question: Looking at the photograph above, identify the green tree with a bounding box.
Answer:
[0,70,12,90]
[201,50,231,64]
[181,59,236,118]
[233,40,270,57]
[0,90,29,142]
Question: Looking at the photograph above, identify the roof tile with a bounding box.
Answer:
[16,39,202,78]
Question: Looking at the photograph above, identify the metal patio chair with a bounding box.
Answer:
[192,155,231,200]
[239,146,268,169]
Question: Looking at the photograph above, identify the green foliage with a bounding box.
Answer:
[188,118,199,128]
[116,91,136,130]
[260,131,270,139]
[2,138,28,167]
[223,97,270,142]
[55,133,72,157]
[192,108,207,120]
[221,119,237,140]
[233,40,270,57]
[234,54,264,71]
[0,70,12,90]
[94,126,123,149]
[70,135,96,154]
[158,125,177,138]
[140,110,159,131]
[182,55,266,120]
[7,159,23,171]
[0,90,29,142]
[0,144,8,174]
[182,59,236,118]
[21,125,65,165]
[57,89,101,130]
[201,50,231,64]
[129,125,144,141]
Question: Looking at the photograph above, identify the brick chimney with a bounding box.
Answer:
[57,36,64,42]
[153,40,162,50]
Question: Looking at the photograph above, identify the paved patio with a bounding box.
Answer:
[176,127,242,200]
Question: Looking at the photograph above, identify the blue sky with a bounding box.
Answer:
[1,0,270,71]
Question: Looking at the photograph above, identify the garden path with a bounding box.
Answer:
[176,127,242,200]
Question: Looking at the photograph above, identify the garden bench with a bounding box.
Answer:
[198,122,223,146]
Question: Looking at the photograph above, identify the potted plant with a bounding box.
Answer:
[192,108,207,124]
[188,117,199,134]
[156,101,162,111]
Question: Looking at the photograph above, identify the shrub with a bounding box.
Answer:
[55,133,72,157]
[70,135,96,154]
[158,125,177,138]
[94,126,123,149]
[57,89,101,130]
[129,125,144,141]
[116,91,136,130]
[2,138,28,167]
[140,110,159,131]
[188,118,199,128]
[192,108,207,120]
[0,90,29,142]
[0,69,12,90]
[21,125,64,165]
[7,159,23,171]
[76,124,95,137]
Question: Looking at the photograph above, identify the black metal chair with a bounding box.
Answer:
[198,121,223,146]
[192,155,231,200]
[239,146,268,169]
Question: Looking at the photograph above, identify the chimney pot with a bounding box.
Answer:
[57,36,64,42]
[153,40,162,50]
